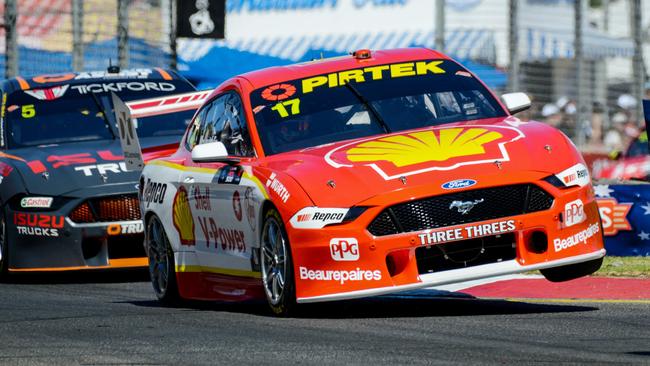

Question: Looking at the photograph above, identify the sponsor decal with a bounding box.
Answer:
[418,220,516,245]
[555,163,590,187]
[441,179,476,190]
[325,126,524,180]
[14,213,64,237]
[1,150,125,175]
[233,191,243,221]
[197,216,246,252]
[75,162,129,176]
[289,207,348,229]
[299,267,381,284]
[141,179,167,207]
[553,223,600,252]
[74,69,154,80]
[0,161,12,178]
[191,186,211,211]
[20,197,53,209]
[265,172,290,203]
[449,198,484,215]
[329,238,359,261]
[244,187,256,232]
[261,83,296,101]
[216,166,243,184]
[49,153,96,168]
[107,222,144,235]
[597,198,633,236]
[172,186,195,246]
[25,85,69,101]
[564,199,585,227]
[70,82,176,95]
[32,73,75,84]
[16,226,59,237]
[301,60,445,94]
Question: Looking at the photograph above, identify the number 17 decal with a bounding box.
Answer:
[271,98,301,118]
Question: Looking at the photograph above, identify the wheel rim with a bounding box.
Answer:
[147,218,170,297]
[261,215,287,306]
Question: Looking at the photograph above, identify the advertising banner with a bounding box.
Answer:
[595,183,650,256]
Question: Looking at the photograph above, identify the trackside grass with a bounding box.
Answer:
[594,256,650,278]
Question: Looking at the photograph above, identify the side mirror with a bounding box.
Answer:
[501,92,531,115]
[191,141,240,164]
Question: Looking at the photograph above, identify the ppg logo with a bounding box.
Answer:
[564,199,585,227]
[329,238,359,261]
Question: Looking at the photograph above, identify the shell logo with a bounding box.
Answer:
[347,128,503,167]
[173,186,195,246]
[326,125,525,180]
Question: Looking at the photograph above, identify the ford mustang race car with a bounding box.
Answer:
[138,48,605,314]
[0,67,204,276]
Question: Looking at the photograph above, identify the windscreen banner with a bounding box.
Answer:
[595,183,650,256]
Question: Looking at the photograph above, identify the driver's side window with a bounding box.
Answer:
[187,92,255,157]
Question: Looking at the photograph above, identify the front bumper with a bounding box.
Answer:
[289,183,605,303]
[6,202,146,271]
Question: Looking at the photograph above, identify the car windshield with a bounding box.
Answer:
[4,80,195,148]
[250,59,506,155]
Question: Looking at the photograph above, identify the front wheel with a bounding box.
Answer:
[260,208,296,316]
[541,257,603,282]
[146,215,180,304]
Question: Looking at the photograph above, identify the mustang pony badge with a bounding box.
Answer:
[449,199,484,215]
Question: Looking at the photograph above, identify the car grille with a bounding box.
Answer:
[415,233,517,274]
[368,184,553,236]
[70,194,141,223]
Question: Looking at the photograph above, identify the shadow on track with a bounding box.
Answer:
[124,289,598,319]
[3,268,150,284]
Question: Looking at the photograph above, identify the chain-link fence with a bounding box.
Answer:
[0,0,646,156]
[0,0,173,78]
[443,0,641,154]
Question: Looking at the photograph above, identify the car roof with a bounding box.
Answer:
[1,68,188,94]
[238,48,450,90]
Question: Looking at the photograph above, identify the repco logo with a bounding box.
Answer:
[564,199,585,227]
[329,238,359,261]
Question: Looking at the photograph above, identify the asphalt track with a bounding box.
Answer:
[1,270,649,366]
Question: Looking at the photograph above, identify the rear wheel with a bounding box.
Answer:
[146,215,180,304]
[260,208,296,316]
[541,257,603,282]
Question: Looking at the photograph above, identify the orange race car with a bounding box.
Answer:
[137,48,605,315]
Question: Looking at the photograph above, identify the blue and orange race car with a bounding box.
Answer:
[0,68,201,276]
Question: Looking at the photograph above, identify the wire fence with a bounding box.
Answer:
[0,0,646,156]
[0,0,173,78]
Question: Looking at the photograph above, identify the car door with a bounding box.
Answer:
[181,92,259,277]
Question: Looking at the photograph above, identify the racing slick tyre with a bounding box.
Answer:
[0,210,8,281]
[260,208,296,316]
[146,215,180,305]
[540,257,604,282]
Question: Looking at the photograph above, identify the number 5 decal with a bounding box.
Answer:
[21,104,35,118]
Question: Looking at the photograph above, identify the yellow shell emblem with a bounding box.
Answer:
[346,128,503,167]
[173,186,195,246]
